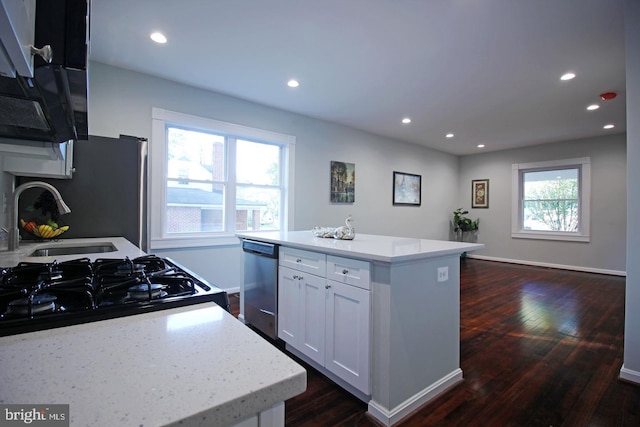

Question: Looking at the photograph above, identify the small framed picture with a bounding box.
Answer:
[472,179,489,208]
[393,171,421,206]
[330,161,355,203]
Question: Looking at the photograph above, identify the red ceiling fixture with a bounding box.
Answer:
[600,92,617,101]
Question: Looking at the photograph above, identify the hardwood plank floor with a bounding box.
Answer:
[229,259,640,426]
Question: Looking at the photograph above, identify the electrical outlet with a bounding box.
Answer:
[437,266,449,282]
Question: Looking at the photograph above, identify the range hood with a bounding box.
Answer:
[0,0,88,144]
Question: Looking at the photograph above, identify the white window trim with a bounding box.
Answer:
[150,108,296,249]
[511,157,590,242]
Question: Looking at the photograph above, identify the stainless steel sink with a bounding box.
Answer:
[29,243,117,257]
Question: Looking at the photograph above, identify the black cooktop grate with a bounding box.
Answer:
[0,255,229,337]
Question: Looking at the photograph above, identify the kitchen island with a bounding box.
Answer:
[237,231,483,426]
[0,303,306,426]
[0,237,307,426]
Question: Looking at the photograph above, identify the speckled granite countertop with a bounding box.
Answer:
[0,237,147,266]
[0,303,307,426]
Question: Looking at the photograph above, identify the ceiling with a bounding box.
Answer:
[89,0,626,156]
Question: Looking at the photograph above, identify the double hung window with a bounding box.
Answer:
[512,157,590,242]
[150,108,295,248]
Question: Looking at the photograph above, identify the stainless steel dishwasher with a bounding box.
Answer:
[242,239,279,339]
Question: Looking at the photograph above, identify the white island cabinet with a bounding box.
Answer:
[237,231,484,426]
[278,247,371,395]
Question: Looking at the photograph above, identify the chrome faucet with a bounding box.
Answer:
[9,181,71,251]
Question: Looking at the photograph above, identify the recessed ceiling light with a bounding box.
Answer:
[603,124,615,129]
[402,118,411,124]
[560,72,576,81]
[150,32,167,44]
[446,133,454,138]
[477,144,485,148]
[587,104,600,111]
[287,79,300,88]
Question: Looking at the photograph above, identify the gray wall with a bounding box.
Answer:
[623,0,640,384]
[2,61,631,288]
[88,62,460,291]
[458,133,627,274]
[1,167,13,245]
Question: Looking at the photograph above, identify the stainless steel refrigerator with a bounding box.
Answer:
[18,135,148,251]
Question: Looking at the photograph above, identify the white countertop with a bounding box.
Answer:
[0,303,307,427]
[237,231,484,263]
[0,237,146,266]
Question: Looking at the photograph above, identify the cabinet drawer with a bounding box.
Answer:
[327,255,370,290]
[279,247,326,276]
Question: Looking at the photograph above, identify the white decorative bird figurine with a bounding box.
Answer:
[334,215,355,240]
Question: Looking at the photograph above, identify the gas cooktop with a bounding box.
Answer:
[0,255,229,337]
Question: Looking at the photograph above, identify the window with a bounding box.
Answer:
[236,139,282,231]
[150,108,295,249]
[512,157,590,242]
[166,127,225,233]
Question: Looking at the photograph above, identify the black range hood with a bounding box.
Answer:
[0,0,88,144]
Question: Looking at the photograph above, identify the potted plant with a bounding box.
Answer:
[452,208,479,242]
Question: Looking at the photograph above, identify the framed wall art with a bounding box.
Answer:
[472,179,489,208]
[393,171,421,206]
[330,161,355,203]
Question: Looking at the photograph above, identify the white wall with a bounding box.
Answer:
[622,0,640,384]
[458,134,627,274]
[88,62,460,291]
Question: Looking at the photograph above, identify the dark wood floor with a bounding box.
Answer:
[229,259,640,426]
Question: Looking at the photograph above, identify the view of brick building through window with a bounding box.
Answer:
[165,127,281,234]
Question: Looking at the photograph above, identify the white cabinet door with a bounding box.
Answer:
[298,272,326,366]
[278,266,326,365]
[277,266,300,345]
[2,140,74,179]
[0,0,36,78]
[325,280,371,394]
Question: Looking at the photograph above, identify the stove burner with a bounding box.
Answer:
[116,263,145,276]
[0,255,230,337]
[7,294,57,316]
[127,283,166,300]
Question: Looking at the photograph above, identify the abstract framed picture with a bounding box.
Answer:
[393,171,421,206]
[330,161,355,203]
[472,179,489,208]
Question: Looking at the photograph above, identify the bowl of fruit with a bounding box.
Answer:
[20,218,69,240]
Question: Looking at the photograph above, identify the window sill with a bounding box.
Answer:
[511,231,590,243]
[150,235,241,250]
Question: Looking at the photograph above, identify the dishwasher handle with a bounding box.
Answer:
[241,239,279,258]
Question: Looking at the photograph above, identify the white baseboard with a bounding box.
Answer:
[620,365,640,384]
[466,254,626,277]
[367,369,463,426]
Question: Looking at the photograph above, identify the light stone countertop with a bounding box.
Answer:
[0,237,146,266]
[0,303,307,427]
[237,231,484,263]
